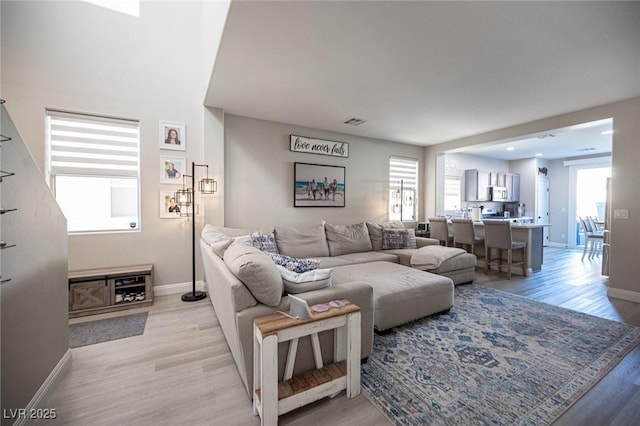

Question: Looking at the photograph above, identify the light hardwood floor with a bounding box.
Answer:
[39,248,640,425]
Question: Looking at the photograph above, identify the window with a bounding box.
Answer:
[46,110,140,233]
[389,156,418,221]
[444,176,462,212]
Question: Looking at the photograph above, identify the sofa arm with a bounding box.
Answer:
[417,236,440,247]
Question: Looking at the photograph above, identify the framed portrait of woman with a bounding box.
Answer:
[160,156,186,184]
[160,121,186,151]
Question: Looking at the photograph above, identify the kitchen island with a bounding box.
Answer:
[472,222,549,276]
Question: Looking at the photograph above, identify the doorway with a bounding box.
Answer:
[567,161,612,248]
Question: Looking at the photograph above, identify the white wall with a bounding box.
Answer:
[224,114,424,228]
[1,1,228,286]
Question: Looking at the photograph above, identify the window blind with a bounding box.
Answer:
[389,157,418,191]
[47,110,139,178]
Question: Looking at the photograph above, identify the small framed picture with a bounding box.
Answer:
[160,121,186,151]
[160,156,186,184]
[160,190,182,218]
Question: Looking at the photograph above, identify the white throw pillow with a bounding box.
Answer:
[277,265,333,294]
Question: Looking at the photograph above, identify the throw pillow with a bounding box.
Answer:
[406,228,418,249]
[324,222,373,256]
[269,253,320,273]
[250,232,279,255]
[277,265,333,294]
[223,244,283,306]
[367,221,406,250]
[381,227,410,249]
[201,231,235,258]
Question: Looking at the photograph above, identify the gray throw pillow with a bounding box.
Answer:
[223,243,283,306]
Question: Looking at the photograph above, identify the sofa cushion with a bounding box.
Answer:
[268,253,320,273]
[411,245,467,270]
[277,266,333,294]
[223,243,283,306]
[274,223,330,258]
[382,228,410,249]
[325,222,373,256]
[250,232,279,254]
[366,221,405,250]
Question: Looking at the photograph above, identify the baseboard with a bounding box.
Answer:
[154,280,206,296]
[547,242,568,248]
[14,349,72,426]
[607,287,640,303]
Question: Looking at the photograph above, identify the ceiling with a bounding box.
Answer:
[205,1,639,158]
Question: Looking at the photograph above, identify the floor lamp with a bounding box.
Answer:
[175,161,217,302]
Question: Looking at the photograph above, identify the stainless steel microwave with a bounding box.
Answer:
[489,186,508,202]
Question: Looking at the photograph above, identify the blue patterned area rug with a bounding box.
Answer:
[362,284,640,426]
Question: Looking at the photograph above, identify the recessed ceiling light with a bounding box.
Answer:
[601,130,614,135]
[507,147,515,151]
[535,153,543,157]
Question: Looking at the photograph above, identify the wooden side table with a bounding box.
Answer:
[252,300,361,425]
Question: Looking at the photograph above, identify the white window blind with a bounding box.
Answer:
[47,110,139,178]
[444,176,462,211]
[389,156,418,221]
[46,110,140,233]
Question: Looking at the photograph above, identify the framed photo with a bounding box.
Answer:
[160,121,186,151]
[159,190,182,218]
[294,162,345,207]
[160,156,186,184]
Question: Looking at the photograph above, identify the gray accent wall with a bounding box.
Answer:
[224,114,424,229]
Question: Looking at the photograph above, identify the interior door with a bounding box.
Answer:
[536,177,550,246]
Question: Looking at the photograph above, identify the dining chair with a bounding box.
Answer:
[483,220,527,279]
[428,217,453,247]
[579,216,604,260]
[451,218,484,257]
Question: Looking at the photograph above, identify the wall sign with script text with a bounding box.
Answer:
[290,135,349,158]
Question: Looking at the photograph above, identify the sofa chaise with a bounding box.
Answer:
[200,221,476,397]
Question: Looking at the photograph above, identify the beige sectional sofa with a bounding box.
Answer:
[200,221,476,397]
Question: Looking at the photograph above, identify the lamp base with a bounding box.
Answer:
[181,291,207,302]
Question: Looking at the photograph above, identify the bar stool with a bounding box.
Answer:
[428,217,453,247]
[451,218,484,258]
[483,220,526,279]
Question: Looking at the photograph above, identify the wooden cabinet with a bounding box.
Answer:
[69,264,153,318]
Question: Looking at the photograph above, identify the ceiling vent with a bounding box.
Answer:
[537,134,556,139]
[578,147,597,152]
[344,118,367,126]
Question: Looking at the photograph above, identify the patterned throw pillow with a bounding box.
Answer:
[268,253,320,273]
[381,228,410,249]
[250,232,279,255]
